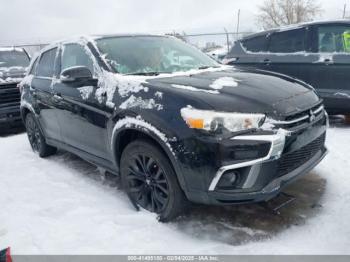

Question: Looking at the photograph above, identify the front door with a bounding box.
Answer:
[310,24,350,113]
[52,43,112,161]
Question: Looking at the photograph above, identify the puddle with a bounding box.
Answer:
[175,172,326,246]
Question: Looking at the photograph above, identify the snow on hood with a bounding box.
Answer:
[172,84,219,94]
[209,76,240,90]
[93,65,231,110]
[0,66,27,84]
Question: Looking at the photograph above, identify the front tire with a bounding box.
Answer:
[120,139,187,222]
[25,113,57,158]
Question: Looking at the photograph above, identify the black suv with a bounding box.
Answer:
[20,35,327,221]
[225,20,350,118]
[0,47,30,131]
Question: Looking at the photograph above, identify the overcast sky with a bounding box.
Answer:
[0,0,349,45]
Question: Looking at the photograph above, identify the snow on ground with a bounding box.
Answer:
[0,118,349,254]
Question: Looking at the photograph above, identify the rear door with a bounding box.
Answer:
[52,43,112,160]
[30,47,62,141]
[262,27,315,80]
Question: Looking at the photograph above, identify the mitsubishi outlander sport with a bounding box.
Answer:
[20,35,328,221]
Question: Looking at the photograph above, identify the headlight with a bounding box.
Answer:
[181,107,266,133]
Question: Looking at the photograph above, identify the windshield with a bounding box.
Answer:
[95,36,219,75]
[0,50,30,68]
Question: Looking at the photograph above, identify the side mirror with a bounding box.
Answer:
[60,66,94,84]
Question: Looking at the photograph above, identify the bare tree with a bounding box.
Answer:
[257,0,323,29]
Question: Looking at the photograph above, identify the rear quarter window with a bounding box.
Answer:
[241,35,268,52]
[269,28,306,53]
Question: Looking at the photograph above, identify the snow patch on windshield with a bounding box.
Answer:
[172,84,219,94]
[209,77,240,90]
[119,95,163,110]
[78,86,94,100]
[112,116,175,156]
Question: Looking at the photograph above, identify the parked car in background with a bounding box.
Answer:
[0,47,30,131]
[20,35,327,221]
[224,20,350,121]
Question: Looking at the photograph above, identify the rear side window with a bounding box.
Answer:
[61,44,95,74]
[36,48,57,77]
[241,35,268,52]
[318,25,350,53]
[29,57,39,75]
[269,28,306,53]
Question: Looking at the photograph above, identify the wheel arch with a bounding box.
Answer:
[111,119,189,195]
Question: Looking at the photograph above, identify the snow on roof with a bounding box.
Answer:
[242,19,350,40]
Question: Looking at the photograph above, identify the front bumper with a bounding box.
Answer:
[208,145,327,204]
[0,105,23,129]
[177,111,328,205]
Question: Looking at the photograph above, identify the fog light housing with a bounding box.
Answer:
[217,170,239,189]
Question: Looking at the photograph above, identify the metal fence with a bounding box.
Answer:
[1,30,254,58]
[183,31,252,50]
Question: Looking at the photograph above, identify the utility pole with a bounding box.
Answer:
[236,9,241,40]
[343,4,347,18]
[224,27,230,53]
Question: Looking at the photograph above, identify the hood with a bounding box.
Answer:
[0,66,27,84]
[145,68,320,117]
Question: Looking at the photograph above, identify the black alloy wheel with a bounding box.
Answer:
[126,154,169,213]
[25,113,57,157]
[120,139,187,221]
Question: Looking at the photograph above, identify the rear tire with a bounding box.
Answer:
[25,113,57,158]
[120,139,188,222]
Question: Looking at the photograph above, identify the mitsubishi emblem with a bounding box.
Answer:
[309,110,316,122]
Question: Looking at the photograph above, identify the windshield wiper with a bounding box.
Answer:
[197,66,220,70]
[126,72,162,76]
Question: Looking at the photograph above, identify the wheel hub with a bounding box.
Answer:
[126,154,169,213]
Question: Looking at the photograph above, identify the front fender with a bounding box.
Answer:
[110,116,189,194]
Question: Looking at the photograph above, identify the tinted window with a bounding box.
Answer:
[36,48,57,77]
[0,50,30,68]
[318,25,350,53]
[241,35,268,52]
[269,28,306,53]
[61,44,95,74]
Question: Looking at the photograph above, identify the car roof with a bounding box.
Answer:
[241,19,350,40]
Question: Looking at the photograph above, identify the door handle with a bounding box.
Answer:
[323,58,333,64]
[263,58,271,65]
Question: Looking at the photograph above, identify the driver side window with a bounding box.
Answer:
[61,44,95,74]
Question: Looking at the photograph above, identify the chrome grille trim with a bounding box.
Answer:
[268,105,324,126]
